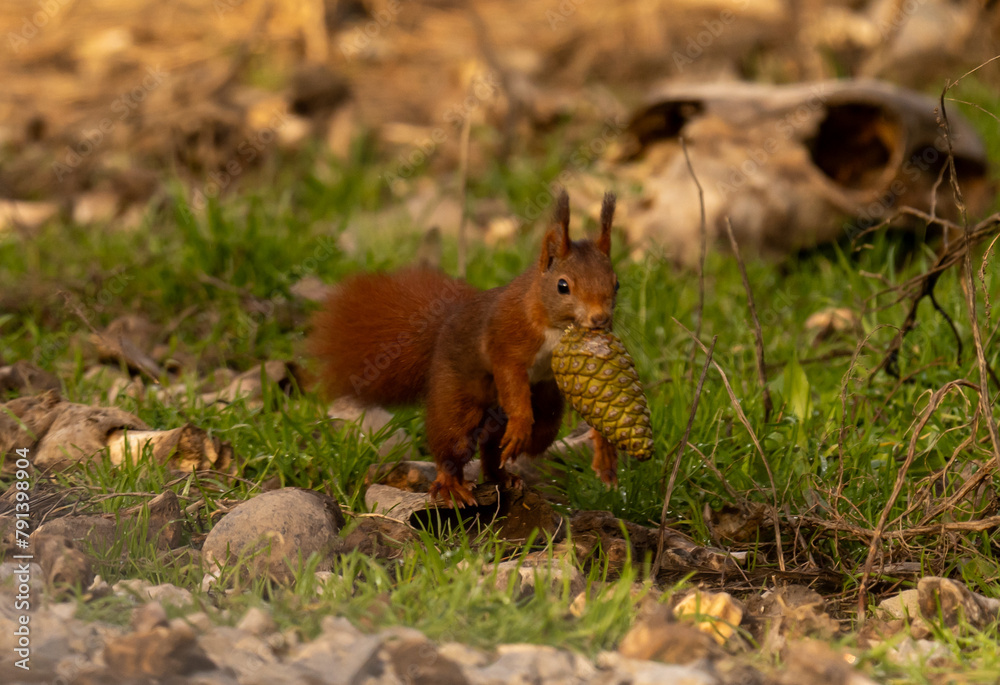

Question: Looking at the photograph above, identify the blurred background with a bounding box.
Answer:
[2,0,998,240]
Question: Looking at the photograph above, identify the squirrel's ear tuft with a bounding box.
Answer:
[539,189,572,269]
[597,191,615,256]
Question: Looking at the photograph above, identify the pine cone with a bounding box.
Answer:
[551,326,654,460]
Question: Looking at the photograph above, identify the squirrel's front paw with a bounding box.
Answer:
[499,416,533,466]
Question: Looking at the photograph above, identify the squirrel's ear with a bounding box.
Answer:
[597,191,615,256]
[539,190,571,269]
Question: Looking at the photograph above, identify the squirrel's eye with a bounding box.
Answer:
[557,278,570,294]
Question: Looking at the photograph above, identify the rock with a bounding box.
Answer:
[328,396,419,459]
[876,589,923,625]
[72,190,121,224]
[365,482,564,543]
[0,199,59,232]
[596,652,719,685]
[367,460,480,492]
[673,590,744,645]
[283,631,385,684]
[365,483,440,523]
[183,672,242,685]
[200,361,305,408]
[490,552,585,600]
[104,622,216,680]
[31,533,95,589]
[744,585,840,654]
[917,576,1000,629]
[132,601,169,632]
[32,516,116,554]
[122,490,185,551]
[493,489,565,544]
[197,625,278,679]
[341,516,417,561]
[237,606,277,636]
[571,510,738,576]
[105,423,234,473]
[86,574,111,598]
[0,592,119,681]
[0,561,44,595]
[201,488,346,585]
[778,639,876,685]
[146,583,195,607]
[319,614,361,640]
[114,578,154,597]
[704,501,769,545]
[439,642,491,668]
[110,578,193,607]
[182,611,215,633]
[885,638,953,668]
[619,605,720,664]
[470,643,595,685]
[32,401,150,471]
[383,634,469,685]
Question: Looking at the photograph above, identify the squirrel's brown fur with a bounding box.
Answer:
[308,190,621,505]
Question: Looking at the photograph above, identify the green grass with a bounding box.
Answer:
[1,104,999,681]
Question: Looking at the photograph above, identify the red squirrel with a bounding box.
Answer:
[308,190,621,506]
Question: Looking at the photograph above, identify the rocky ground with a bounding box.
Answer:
[3,480,998,684]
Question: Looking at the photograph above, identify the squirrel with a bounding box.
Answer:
[308,190,621,506]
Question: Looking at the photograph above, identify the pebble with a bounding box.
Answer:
[0,588,728,685]
[237,606,277,636]
[201,488,346,585]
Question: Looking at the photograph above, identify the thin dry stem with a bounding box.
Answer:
[673,318,786,572]
[681,137,707,382]
[724,218,772,422]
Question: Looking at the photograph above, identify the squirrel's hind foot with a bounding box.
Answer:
[429,474,477,508]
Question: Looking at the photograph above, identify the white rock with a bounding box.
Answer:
[237,606,277,636]
[146,582,194,607]
[439,641,490,667]
[470,643,592,685]
[886,637,953,667]
[198,626,277,678]
[596,652,719,685]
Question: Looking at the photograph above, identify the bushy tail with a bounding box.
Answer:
[307,268,475,405]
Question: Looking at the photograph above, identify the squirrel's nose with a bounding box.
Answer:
[586,312,612,330]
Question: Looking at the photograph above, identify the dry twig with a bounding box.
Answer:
[681,138,707,382]
[724,218,772,422]
[674,319,786,572]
